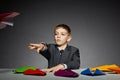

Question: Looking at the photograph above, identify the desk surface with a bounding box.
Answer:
[0,68,120,80]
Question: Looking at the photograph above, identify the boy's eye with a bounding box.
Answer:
[54,33,58,35]
[54,32,67,36]
[62,34,66,36]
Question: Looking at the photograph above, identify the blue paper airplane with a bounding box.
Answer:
[81,68,105,76]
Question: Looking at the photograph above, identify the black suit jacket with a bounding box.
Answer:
[40,44,80,69]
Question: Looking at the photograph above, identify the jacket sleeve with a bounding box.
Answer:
[65,48,80,69]
[39,44,51,60]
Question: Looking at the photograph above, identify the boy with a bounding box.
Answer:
[28,24,80,72]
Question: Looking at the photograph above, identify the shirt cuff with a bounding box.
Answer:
[63,64,67,69]
[40,42,47,51]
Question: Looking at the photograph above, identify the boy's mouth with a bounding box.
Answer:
[56,39,61,42]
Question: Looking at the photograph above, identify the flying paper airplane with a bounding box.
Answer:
[0,12,20,29]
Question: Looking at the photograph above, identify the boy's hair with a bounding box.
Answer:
[54,24,71,34]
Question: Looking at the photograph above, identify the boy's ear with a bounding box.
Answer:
[67,35,72,42]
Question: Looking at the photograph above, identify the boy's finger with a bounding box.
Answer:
[43,69,53,73]
[36,48,41,53]
[28,46,36,50]
[29,43,37,46]
[29,43,40,47]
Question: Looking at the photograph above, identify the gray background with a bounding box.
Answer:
[0,0,120,68]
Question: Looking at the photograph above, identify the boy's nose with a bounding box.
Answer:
[57,35,61,38]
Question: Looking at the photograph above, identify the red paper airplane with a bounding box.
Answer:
[0,12,20,29]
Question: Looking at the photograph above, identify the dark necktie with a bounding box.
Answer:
[60,50,64,55]
[57,50,64,64]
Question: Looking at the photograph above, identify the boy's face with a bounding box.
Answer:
[54,27,71,46]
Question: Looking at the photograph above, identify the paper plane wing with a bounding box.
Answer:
[93,69,105,75]
[81,68,92,75]
[0,12,20,29]
[90,64,119,72]
[13,66,36,73]
[54,70,79,77]
[24,69,46,76]
[108,67,120,74]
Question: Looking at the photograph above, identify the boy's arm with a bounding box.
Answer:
[39,44,51,60]
[28,42,50,60]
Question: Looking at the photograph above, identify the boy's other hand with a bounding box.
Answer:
[43,64,65,73]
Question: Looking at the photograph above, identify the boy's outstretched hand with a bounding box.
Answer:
[28,43,45,53]
[43,64,65,73]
